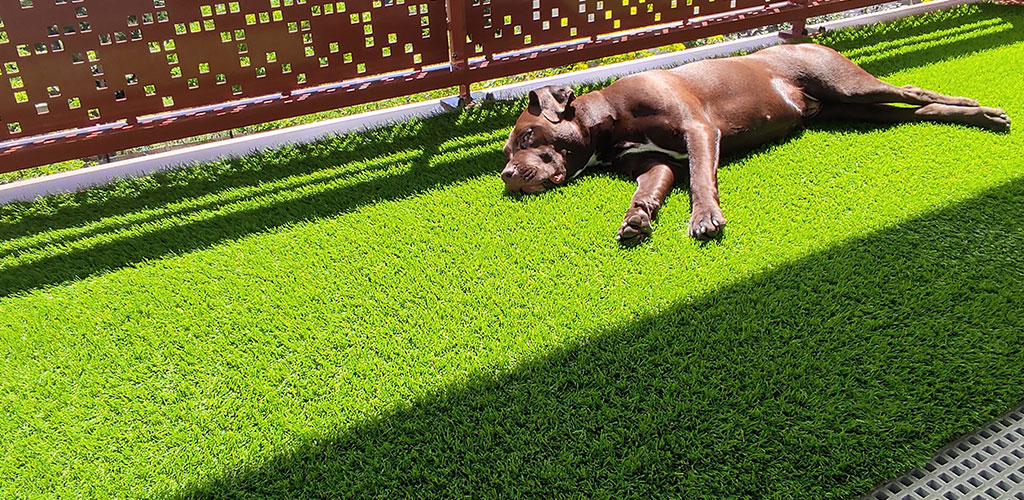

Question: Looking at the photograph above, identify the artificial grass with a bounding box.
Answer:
[1,3,1023,498]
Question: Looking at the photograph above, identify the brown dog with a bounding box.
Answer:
[501,43,1010,245]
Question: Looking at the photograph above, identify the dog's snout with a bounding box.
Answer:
[501,165,517,181]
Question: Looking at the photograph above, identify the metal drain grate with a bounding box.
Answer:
[861,404,1024,500]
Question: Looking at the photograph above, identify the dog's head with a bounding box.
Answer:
[502,85,591,194]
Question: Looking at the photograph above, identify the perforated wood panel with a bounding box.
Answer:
[465,0,770,56]
[0,0,449,138]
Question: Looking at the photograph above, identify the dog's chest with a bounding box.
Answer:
[580,138,688,177]
[615,140,689,162]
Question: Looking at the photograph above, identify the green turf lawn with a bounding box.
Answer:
[2,4,1023,498]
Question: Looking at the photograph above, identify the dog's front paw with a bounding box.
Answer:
[617,208,653,247]
[688,205,726,241]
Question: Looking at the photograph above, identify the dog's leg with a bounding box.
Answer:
[686,125,726,241]
[816,103,1011,133]
[617,158,676,246]
[803,46,980,107]
[826,81,980,108]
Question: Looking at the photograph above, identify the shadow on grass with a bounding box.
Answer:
[0,104,518,297]
[0,3,1020,299]
[168,178,1024,500]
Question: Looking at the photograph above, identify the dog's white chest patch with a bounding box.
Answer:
[617,139,689,162]
[575,151,611,179]
[584,150,611,169]
[574,139,688,180]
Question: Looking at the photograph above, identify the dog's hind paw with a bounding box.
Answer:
[982,107,1011,133]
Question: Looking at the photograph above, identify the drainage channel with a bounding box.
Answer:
[861,404,1024,500]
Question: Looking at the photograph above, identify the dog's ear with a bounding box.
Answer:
[528,85,576,123]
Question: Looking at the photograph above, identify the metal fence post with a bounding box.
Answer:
[445,0,473,105]
[780,0,809,39]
